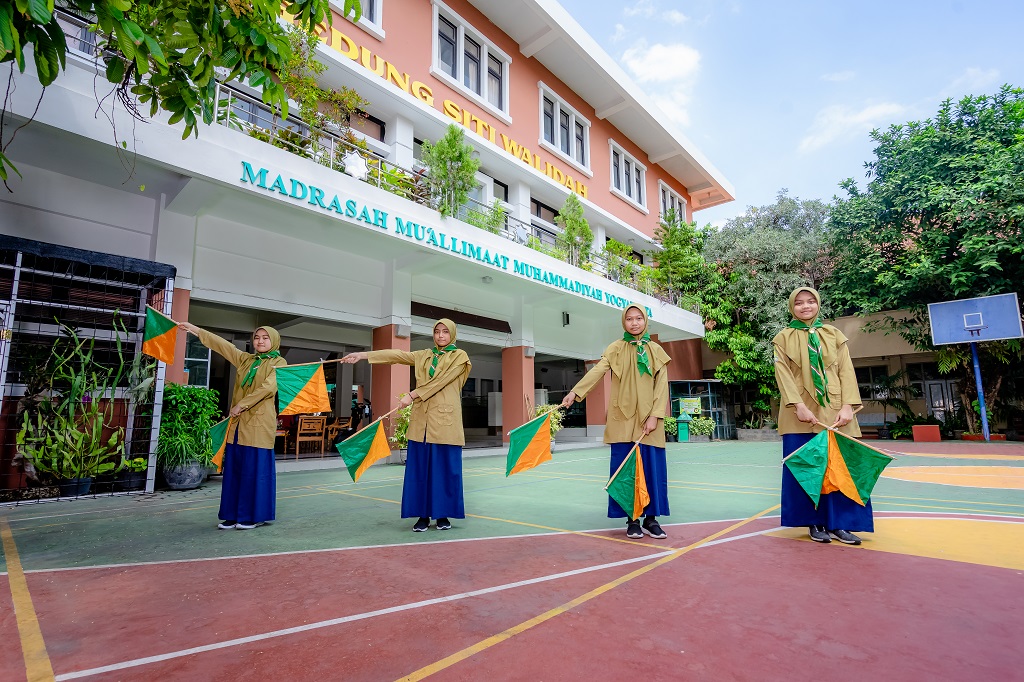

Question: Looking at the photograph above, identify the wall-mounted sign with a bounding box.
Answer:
[679,398,702,415]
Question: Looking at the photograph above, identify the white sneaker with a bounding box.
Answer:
[235,522,257,530]
[217,521,236,530]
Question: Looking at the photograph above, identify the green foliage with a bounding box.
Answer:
[0,0,364,185]
[15,323,131,480]
[889,412,940,439]
[601,238,639,284]
[534,405,564,439]
[119,456,148,472]
[868,370,920,425]
[555,194,593,267]
[663,415,678,436]
[156,383,220,468]
[465,199,508,234]
[648,208,708,302]
[699,191,831,414]
[388,404,412,449]
[421,124,481,217]
[689,416,715,437]
[826,86,1024,421]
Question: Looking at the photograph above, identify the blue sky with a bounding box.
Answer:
[557,0,1024,226]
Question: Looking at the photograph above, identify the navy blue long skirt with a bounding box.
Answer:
[608,442,670,519]
[781,433,874,531]
[402,440,465,519]
[219,439,277,525]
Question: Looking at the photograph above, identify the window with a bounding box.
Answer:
[609,141,646,210]
[855,365,890,400]
[531,198,558,225]
[538,84,591,173]
[432,3,512,119]
[185,336,211,387]
[351,112,386,142]
[659,182,686,219]
[531,198,559,246]
[493,180,509,203]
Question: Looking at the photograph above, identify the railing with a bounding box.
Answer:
[53,9,697,314]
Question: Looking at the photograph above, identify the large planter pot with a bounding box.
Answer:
[736,428,781,442]
[687,435,710,443]
[114,471,147,491]
[665,433,678,443]
[58,477,93,497]
[162,462,205,490]
[876,426,893,440]
[962,433,1006,441]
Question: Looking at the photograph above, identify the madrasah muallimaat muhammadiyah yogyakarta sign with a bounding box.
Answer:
[239,161,653,318]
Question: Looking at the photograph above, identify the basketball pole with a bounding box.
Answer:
[970,341,991,441]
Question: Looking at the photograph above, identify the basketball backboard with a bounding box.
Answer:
[928,293,1023,346]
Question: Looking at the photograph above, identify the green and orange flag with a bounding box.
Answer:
[276,364,332,416]
[209,417,231,473]
[605,444,650,520]
[336,419,391,482]
[142,306,177,365]
[784,429,894,508]
[506,412,553,476]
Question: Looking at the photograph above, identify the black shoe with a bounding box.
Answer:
[436,517,452,530]
[626,519,643,539]
[808,525,831,543]
[829,529,862,545]
[642,517,667,539]
[413,517,430,532]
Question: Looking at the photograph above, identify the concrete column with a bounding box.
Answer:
[338,362,354,414]
[583,358,610,439]
[372,324,411,445]
[387,114,416,169]
[502,346,535,443]
[509,179,532,227]
[166,287,190,385]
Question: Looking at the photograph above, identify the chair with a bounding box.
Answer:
[325,417,353,449]
[294,416,327,458]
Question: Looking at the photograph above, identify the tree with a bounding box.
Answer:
[421,124,480,218]
[827,86,1024,430]
[649,208,708,305]
[555,193,593,268]
[0,0,362,184]
[701,191,832,425]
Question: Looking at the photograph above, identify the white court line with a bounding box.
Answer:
[52,548,675,680]
[13,515,778,576]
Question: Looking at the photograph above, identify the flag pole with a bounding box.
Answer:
[506,404,562,437]
[341,404,404,442]
[604,437,644,490]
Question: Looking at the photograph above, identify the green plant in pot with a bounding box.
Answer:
[689,416,716,438]
[157,384,220,490]
[16,324,129,497]
[534,405,565,440]
[663,415,678,441]
[870,371,920,439]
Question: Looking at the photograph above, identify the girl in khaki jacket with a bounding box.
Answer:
[773,287,868,545]
[561,305,672,540]
[178,322,286,530]
[342,319,471,532]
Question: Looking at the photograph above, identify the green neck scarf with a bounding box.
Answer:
[788,318,829,407]
[241,351,281,388]
[429,344,458,378]
[623,331,653,377]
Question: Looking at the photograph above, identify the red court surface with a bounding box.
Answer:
[4,512,1022,681]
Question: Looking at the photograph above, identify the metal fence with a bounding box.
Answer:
[0,236,174,504]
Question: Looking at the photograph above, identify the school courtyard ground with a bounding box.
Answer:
[2,439,1023,681]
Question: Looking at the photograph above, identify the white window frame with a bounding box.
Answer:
[537,82,592,178]
[330,1,385,41]
[658,181,687,219]
[609,141,649,213]
[430,0,512,124]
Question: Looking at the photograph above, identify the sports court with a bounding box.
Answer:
[3,439,1023,681]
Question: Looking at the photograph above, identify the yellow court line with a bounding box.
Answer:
[397,503,781,681]
[876,501,1022,516]
[0,518,55,682]
[524,470,778,494]
[319,488,661,549]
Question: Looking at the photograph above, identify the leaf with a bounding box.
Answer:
[119,19,144,45]
[105,56,125,83]
[27,0,52,24]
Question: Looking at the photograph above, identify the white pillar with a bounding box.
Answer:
[387,114,415,169]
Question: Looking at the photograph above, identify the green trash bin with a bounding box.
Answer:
[676,412,692,441]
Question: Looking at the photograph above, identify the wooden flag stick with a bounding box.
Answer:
[342,404,404,442]
[604,438,644,491]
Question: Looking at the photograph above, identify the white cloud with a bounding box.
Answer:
[821,70,855,82]
[940,68,1000,99]
[611,23,627,43]
[621,41,701,83]
[624,0,657,18]
[798,102,907,153]
[663,9,688,24]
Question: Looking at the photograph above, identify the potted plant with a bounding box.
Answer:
[15,324,128,497]
[735,399,780,441]
[387,404,413,464]
[689,416,716,442]
[115,456,149,491]
[664,415,678,442]
[535,404,565,440]
[157,384,220,490]
[869,371,920,439]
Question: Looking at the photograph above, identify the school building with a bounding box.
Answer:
[0,0,738,450]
